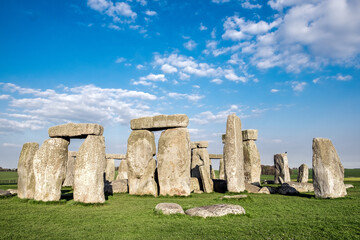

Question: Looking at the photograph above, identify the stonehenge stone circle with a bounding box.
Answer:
[191,142,212,191]
[157,128,191,196]
[33,138,69,202]
[297,163,309,183]
[224,113,245,192]
[312,138,347,198]
[105,158,115,182]
[274,153,291,184]
[17,142,39,199]
[74,135,106,203]
[242,129,261,184]
[130,114,189,131]
[209,154,224,180]
[48,123,104,138]
[62,151,76,187]
[126,130,157,196]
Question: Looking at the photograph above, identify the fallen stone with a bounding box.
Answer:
[158,128,191,196]
[224,114,245,192]
[278,184,299,195]
[245,183,260,193]
[312,138,347,198]
[116,160,128,180]
[0,190,12,197]
[220,195,247,200]
[7,189,18,195]
[105,159,115,182]
[185,204,246,218]
[213,179,227,193]
[73,135,106,203]
[63,151,76,187]
[243,140,261,184]
[130,114,189,131]
[190,141,209,149]
[127,130,157,196]
[155,203,185,215]
[274,153,291,184]
[106,154,126,159]
[285,182,314,192]
[190,177,200,192]
[258,187,271,194]
[242,129,258,141]
[345,184,354,189]
[200,165,213,193]
[33,138,69,202]
[193,190,203,194]
[279,176,284,185]
[48,123,103,138]
[297,163,309,183]
[112,179,128,193]
[17,142,39,199]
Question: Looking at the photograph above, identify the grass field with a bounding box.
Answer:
[0,170,359,239]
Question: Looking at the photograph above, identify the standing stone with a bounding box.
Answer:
[297,163,309,183]
[312,138,346,198]
[126,130,157,196]
[191,147,211,191]
[190,177,201,192]
[211,167,216,180]
[243,134,261,184]
[219,156,225,180]
[224,114,245,192]
[63,151,76,187]
[33,138,69,202]
[74,135,106,203]
[17,142,39,199]
[158,128,191,196]
[199,166,213,193]
[116,160,128,180]
[274,153,291,184]
[105,159,115,182]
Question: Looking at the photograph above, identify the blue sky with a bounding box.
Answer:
[0,0,359,169]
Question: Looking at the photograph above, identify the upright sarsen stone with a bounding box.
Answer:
[274,153,290,184]
[126,130,157,196]
[224,114,245,192]
[17,142,39,199]
[74,135,106,203]
[158,128,191,196]
[105,159,115,182]
[62,151,76,187]
[312,138,346,198]
[33,138,69,202]
[116,160,128,180]
[242,130,261,184]
[297,164,308,183]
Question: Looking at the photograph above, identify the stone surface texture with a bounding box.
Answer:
[111,179,128,193]
[219,157,225,180]
[199,165,213,193]
[17,142,39,199]
[116,160,128,180]
[297,163,309,183]
[48,123,103,138]
[157,128,191,196]
[258,187,271,194]
[106,154,126,159]
[245,183,260,193]
[191,148,211,179]
[285,182,314,192]
[243,140,261,184]
[312,138,347,198]
[155,203,185,215]
[33,138,69,202]
[274,153,291,184]
[242,129,258,141]
[190,177,200,192]
[130,114,189,131]
[220,195,247,199]
[224,114,245,192]
[105,159,115,182]
[185,204,246,218]
[127,130,157,196]
[190,141,209,149]
[73,135,106,203]
[62,151,76,187]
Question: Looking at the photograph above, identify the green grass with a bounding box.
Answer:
[0,172,17,181]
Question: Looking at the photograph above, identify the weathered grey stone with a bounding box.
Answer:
[105,159,115,182]
[17,142,39,199]
[209,154,223,159]
[242,129,258,141]
[274,153,291,184]
[127,130,157,196]
[191,148,211,183]
[48,123,104,138]
[158,128,191,196]
[219,157,225,180]
[224,114,245,192]
[200,165,213,193]
[0,190,12,197]
[258,187,271,194]
[345,184,354,189]
[245,183,260,193]
[73,135,106,203]
[285,182,314,192]
[211,167,216,180]
[190,177,200,192]
[155,203,185,215]
[222,134,226,144]
[193,190,203,194]
[7,189,18,195]
[190,141,209,149]
[62,151,76,187]
[33,138,69,202]
[243,140,261,184]
[312,138,347,198]
[130,114,189,131]
[278,184,299,195]
[112,179,128,193]
[220,195,247,200]
[116,160,128,180]
[106,154,126,159]
[297,163,309,183]
[185,204,246,218]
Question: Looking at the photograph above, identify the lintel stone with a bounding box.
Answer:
[190,141,209,149]
[49,123,104,138]
[130,114,189,131]
[209,154,223,159]
[242,129,258,141]
[106,154,126,159]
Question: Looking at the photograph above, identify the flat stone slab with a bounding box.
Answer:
[106,154,126,159]
[345,184,354,189]
[0,189,12,197]
[130,114,189,131]
[242,129,258,141]
[209,154,223,159]
[190,141,209,149]
[155,203,185,215]
[185,204,246,218]
[258,187,270,194]
[220,195,248,200]
[49,123,104,138]
[285,182,314,192]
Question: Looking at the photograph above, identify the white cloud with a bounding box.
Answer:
[199,23,208,31]
[211,78,223,84]
[179,72,190,80]
[136,64,144,69]
[212,0,230,3]
[270,89,279,93]
[108,23,121,30]
[193,85,200,89]
[241,1,262,9]
[211,28,216,38]
[184,40,197,51]
[136,0,147,6]
[224,69,247,83]
[190,105,241,125]
[335,74,352,81]
[115,57,126,63]
[168,92,204,102]
[2,143,21,148]
[161,64,178,74]
[140,73,167,82]
[145,10,157,16]
[87,0,137,22]
[0,94,10,100]
[290,81,307,92]
[312,78,320,84]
